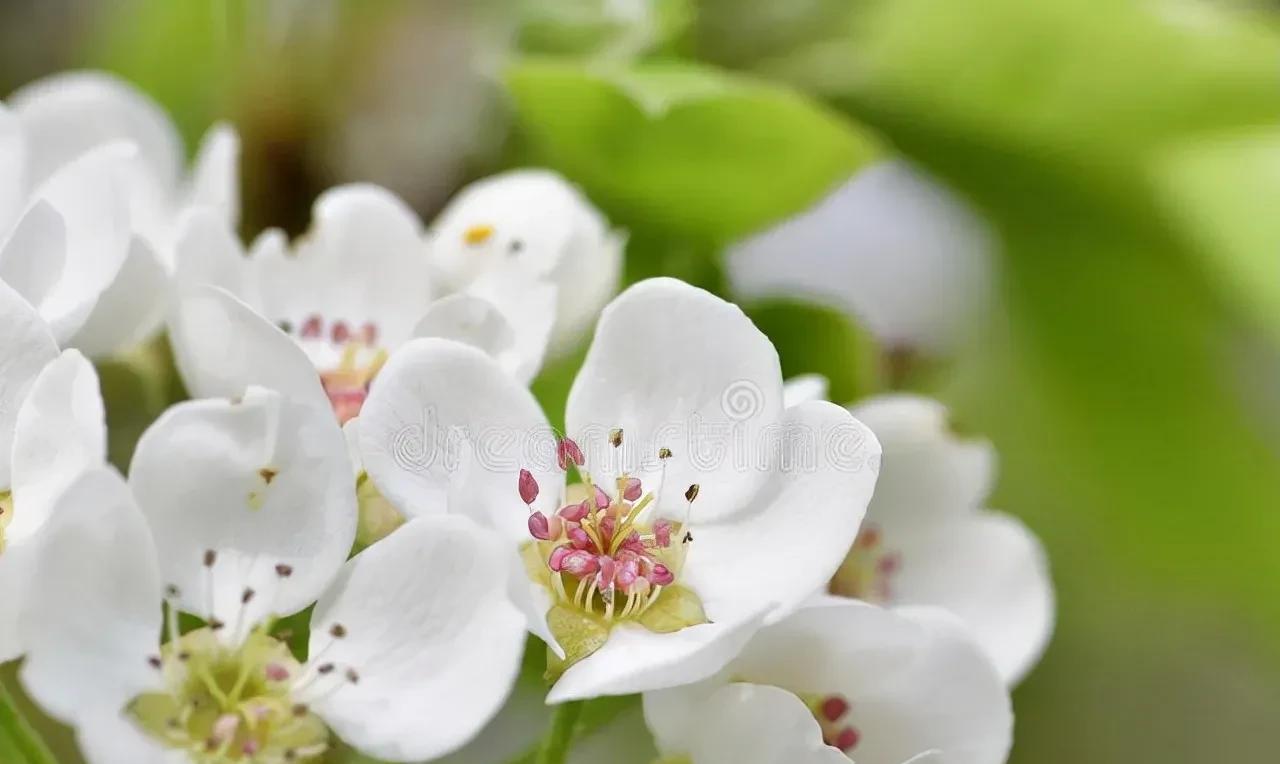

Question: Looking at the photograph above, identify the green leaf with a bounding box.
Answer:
[1151,129,1280,346]
[844,0,1280,164]
[507,59,881,242]
[0,683,56,764]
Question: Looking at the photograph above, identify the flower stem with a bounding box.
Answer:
[0,682,56,764]
[534,700,585,764]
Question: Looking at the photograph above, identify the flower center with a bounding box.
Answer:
[279,314,388,424]
[518,439,708,674]
[0,490,11,553]
[129,628,328,763]
[828,525,900,604]
[799,692,862,753]
[529,475,695,623]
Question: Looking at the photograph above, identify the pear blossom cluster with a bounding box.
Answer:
[0,68,1053,764]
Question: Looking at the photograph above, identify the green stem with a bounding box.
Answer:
[534,700,585,764]
[0,682,56,764]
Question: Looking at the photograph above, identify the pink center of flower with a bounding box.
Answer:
[283,314,387,424]
[519,439,693,622]
[828,525,900,604]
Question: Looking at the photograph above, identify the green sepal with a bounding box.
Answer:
[635,586,708,634]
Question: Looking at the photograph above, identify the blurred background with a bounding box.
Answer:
[3,1,1279,762]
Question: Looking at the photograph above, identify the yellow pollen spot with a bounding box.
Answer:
[463,223,495,246]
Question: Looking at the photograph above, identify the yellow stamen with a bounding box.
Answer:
[463,224,494,245]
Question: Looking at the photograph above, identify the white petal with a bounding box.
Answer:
[167,285,329,411]
[0,102,24,231]
[726,160,993,352]
[20,142,134,341]
[8,349,105,543]
[0,539,36,661]
[431,169,587,283]
[19,467,163,723]
[426,662,552,764]
[412,295,518,374]
[565,278,784,523]
[851,394,994,531]
[883,512,1054,685]
[358,338,556,541]
[0,200,64,308]
[252,184,432,347]
[0,279,59,487]
[546,227,624,359]
[783,374,830,408]
[128,387,356,632]
[65,235,169,358]
[75,709,184,764]
[681,683,848,764]
[183,123,240,229]
[458,267,558,383]
[8,70,183,193]
[546,613,765,703]
[307,516,525,762]
[170,206,249,295]
[729,601,1012,764]
[682,401,880,625]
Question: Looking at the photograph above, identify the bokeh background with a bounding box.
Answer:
[2,1,1279,763]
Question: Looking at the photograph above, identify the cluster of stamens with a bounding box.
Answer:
[802,693,862,752]
[519,435,696,623]
[280,314,388,423]
[281,315,378,348]
[130,552,362,763]
[828,525,901,604]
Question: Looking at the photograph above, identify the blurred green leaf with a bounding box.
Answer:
[507,59,881,242]
[846,0,1280,164]
[1152,129,1280,347]
[0,683,55,764]
[825,2,1280,761]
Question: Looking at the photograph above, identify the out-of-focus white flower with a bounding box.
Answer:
[0,281,106,661]
[429,169,625,358]
[785,379,1055,684]
[647,682,852,764]
[18,387,526,764]
[0,71,239,357]
[357,277,881,702]
[643,599,1012,764]
[726,160,993,354]
[168,184,559,424]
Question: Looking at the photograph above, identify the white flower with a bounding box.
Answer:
[168,184,559,423]
[1,70,239,356]
[787,380,1055,684]
[429,169,625,357]
[18,387,526,764]
[0,281,106,660]
[726,161,993,354]
[356,277,882,702]
[643,599,1012,764]
[648,682,853,764]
